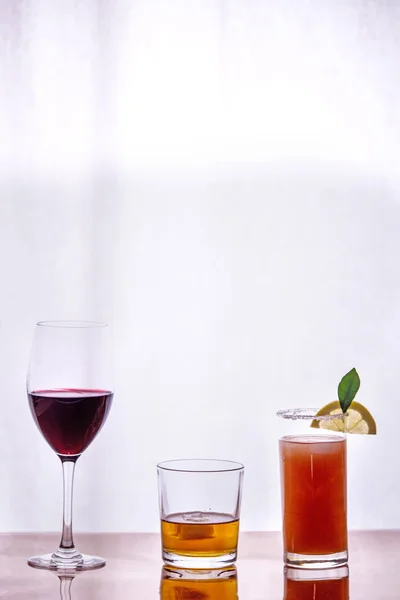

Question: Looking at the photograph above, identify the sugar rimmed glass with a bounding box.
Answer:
[278,408,348,569]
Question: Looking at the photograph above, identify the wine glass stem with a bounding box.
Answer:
[59,458,77,552]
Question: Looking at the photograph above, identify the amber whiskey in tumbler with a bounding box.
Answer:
[161,512,239,558]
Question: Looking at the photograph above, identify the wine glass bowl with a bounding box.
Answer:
[28,388,113,457]
[26,321,113,571]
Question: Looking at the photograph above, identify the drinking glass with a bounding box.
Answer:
[157,459,244,568]
[161,565,238,600]
[284,566,349,600]
[27,321,113,571]
[277,409,347,569]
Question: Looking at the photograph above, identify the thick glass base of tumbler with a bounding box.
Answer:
[162,550,237,569]
[284,549,348,569]
[162,564,237,580]
[28,551,106,572]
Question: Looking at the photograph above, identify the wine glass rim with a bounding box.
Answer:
[157,458,245,473]
[36,320,108,328]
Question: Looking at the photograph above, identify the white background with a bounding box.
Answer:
[0,0,399,533]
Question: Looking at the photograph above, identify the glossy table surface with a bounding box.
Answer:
[1,530,399,599]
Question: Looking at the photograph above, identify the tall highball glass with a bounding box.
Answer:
[278,409,347,569]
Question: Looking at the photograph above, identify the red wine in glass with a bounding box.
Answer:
[26,321,113,572]
[28,389,113,457]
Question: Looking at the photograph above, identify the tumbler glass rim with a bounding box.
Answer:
[157,458,244,473]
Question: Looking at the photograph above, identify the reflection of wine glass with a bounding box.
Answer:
[27,321,113,571]
[284,566,349,600]
[160,565,238,600]
[58,573,75,600]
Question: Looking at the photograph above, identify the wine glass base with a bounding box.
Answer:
[28,553,106,572]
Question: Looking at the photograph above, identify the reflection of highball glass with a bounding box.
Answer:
[277,409,348,569]
[157,459,244,569]
[284,566,349,600]
[160,565,238,600]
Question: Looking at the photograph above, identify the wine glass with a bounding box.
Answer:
[26,321,113,571]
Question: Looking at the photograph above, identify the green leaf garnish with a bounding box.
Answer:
[338,367,360,413]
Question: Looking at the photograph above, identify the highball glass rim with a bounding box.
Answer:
[277,407,346,421]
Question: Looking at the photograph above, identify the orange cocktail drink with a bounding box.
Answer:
[278,409,348,568]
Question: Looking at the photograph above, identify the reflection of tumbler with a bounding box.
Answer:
[284,566,349,600]
[160,565,238,600]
